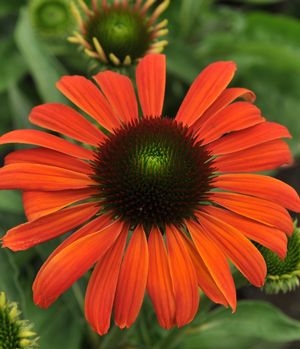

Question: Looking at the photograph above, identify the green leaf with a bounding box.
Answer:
[14,8,68,103]
[0,38,27,92]
[0,190,22,214]
[182,300,300,349]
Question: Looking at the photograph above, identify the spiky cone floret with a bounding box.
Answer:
[258,223,300,294]
[0,54,300,335]
[68,0,169,66]
[0,291,38,348]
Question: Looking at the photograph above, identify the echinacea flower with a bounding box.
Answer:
[29,0,75,38]
[1,54,300,335]
[68,0,169,66]
[0,291,38,348]
[258,223,300,294]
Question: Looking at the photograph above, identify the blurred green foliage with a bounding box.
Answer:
[0,1,300,348]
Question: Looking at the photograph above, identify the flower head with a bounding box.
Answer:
[258,223,300,294]
[29,0,75,38]
[1,54,300,335]
[0,292,38,348]
[68,0,169,66]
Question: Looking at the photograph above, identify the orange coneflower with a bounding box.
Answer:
[68,0,169,66]
[1,54,299,335]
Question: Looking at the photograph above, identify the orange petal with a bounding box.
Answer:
[196,102,264,144]
[42,214,113,260]
[214,139,292,172]
[33,219,124,308]
[23,188,97,220]
[29,103,105,146]
[114,225,149,329]
[209,192,294,234]
[2,202,99,251]
[213,173,300,212]
[136,54,166,117]
[202,206,287,259]
[197,212,266,287]
[5,148,93,174]
[0,163,96,191]
[93,71,138,123]
[181,232,230,307]
[57,75,120,132]
[207,122,291,155]
[166,225,199,327]
[186,220,236,311]
[176,61,236,127]
[0,130,93,160]
[85,227,128,335]
[147,226,176,329]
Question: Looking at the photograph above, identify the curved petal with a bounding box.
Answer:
[209,192,294,234]
[186,219,236,311]
[56,76,120,132]
[5,148,93,175]
[214,140,292,172]
[0,130,94,160]
[195,102,264,145]
[29,103,106,146]
[166,225,199,327]
[85,227,128,335]
[2,202,99,251]
[33,219,124,308]
[0,163,96,191]
[136,54,166,117]
[213,173,300,212]
[202,206,287,259]
[181,232,230,307]
[114,225,149,329]
[93,71,138,123]
[42,215,113,260]
[197,211,266,287]
[147,226,176,329]
[207,122,291,155]
[191,87,256,131]
[23,188,97,220]
[176,61,236,127]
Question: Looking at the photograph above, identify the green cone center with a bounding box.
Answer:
[86,7,150,63]
[92,118,214,228]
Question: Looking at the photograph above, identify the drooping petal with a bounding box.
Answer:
[202,206,287,259]
[181,232,230,307]
[93,71,138,123]
[42,214,113,260]
[147,226,176,329]
[114,226,149,329]
[5,148,93,174]
[209,192,294,234]
[0,130,94,160]
[23,188,97,220]
[207,122,291,155]
[29,103,106,146]
[2,203,99,251]
[197,211,266,287]
[214,139,292,172]
[0,163,96,191]
[136,54,166,117]
[186,220,236,310]
[195,102,264,145]
[166,225,199,327]
[85,226,128,335]
[213,173,300,212]
[56,75,120,132]
[33,219,124,308]
[176,61,236,127]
